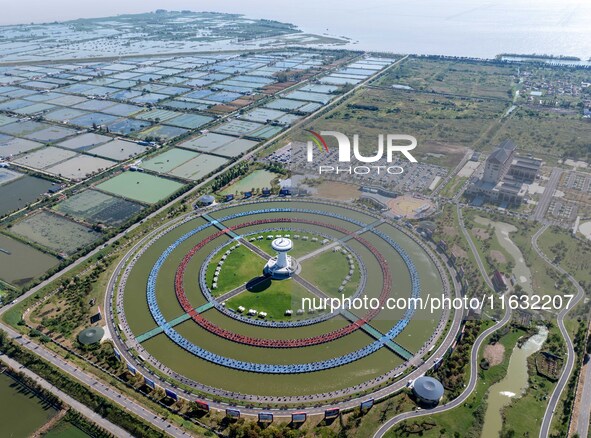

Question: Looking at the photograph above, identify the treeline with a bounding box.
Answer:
[65,410,116,438]
[347,103,379,112]
[432,320,481,399]
[262,162,288,175]
[227,419,305,438]
[211,162,250,192]
[0,332,166,438]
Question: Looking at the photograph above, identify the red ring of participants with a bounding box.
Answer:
[174,218,393,348]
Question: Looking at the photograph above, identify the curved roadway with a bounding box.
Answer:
[374,204,510,438]
[376,219,585,438]
[532,225,584,438]
[105,200,465,419]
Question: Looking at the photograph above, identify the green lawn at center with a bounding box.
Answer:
[206,245,264,296]
[224,279,316,321]
[299,250,360,298]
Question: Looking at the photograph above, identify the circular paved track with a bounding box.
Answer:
[109,199,460,413]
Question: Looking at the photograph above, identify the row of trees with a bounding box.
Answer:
[0,333,166,438]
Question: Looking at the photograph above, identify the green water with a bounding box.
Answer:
[43,419,91,438]
[221,170,279,195]
[481,327,548,437]
[0,371,57,437]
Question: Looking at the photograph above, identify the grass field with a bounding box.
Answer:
[206,245,264,295]
[225,279,315,321]
[299,250,360,298]
[95,171,184,204]
[376,57,515,100]
[536,226,591,286]
[43,419,90,438]
[294,86,505,169]
[221,170,279,195]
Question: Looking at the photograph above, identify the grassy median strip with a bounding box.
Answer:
[0,333,166,438]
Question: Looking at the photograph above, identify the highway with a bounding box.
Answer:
[532,225,585,438]
[0,352,133,437]
[0,322,190,437]
[373,202,510,437]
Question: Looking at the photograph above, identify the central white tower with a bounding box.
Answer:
[263,238,297,279]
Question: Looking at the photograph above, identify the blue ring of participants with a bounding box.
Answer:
[145,208,421,374]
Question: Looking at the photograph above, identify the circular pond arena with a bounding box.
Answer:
[108,199,461,416]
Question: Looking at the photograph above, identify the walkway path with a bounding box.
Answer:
[532,168,562,223]
[136,302,215,343]
[374,203,509,437]
[532,225,584,438]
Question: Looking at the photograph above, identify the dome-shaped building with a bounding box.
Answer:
[412,376,444,406]
[196,194,215,207]
[78,327,105,345]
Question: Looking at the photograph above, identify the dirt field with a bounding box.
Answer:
[451,244,467,259]
[490,250,507,264]
[387,195,434,219]
[473,227,490,240]
[484,342,505,367]
[315,181,360,201]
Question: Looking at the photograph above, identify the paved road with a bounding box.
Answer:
[373,306,511,438]
[373,203,509,438]
[0,323,190,437]
[457,205,495,291]
[532,225,585,438]
[106,199,465,418]
[572,333,591,437]
[532,168,562,222]
[0,353,133,438]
